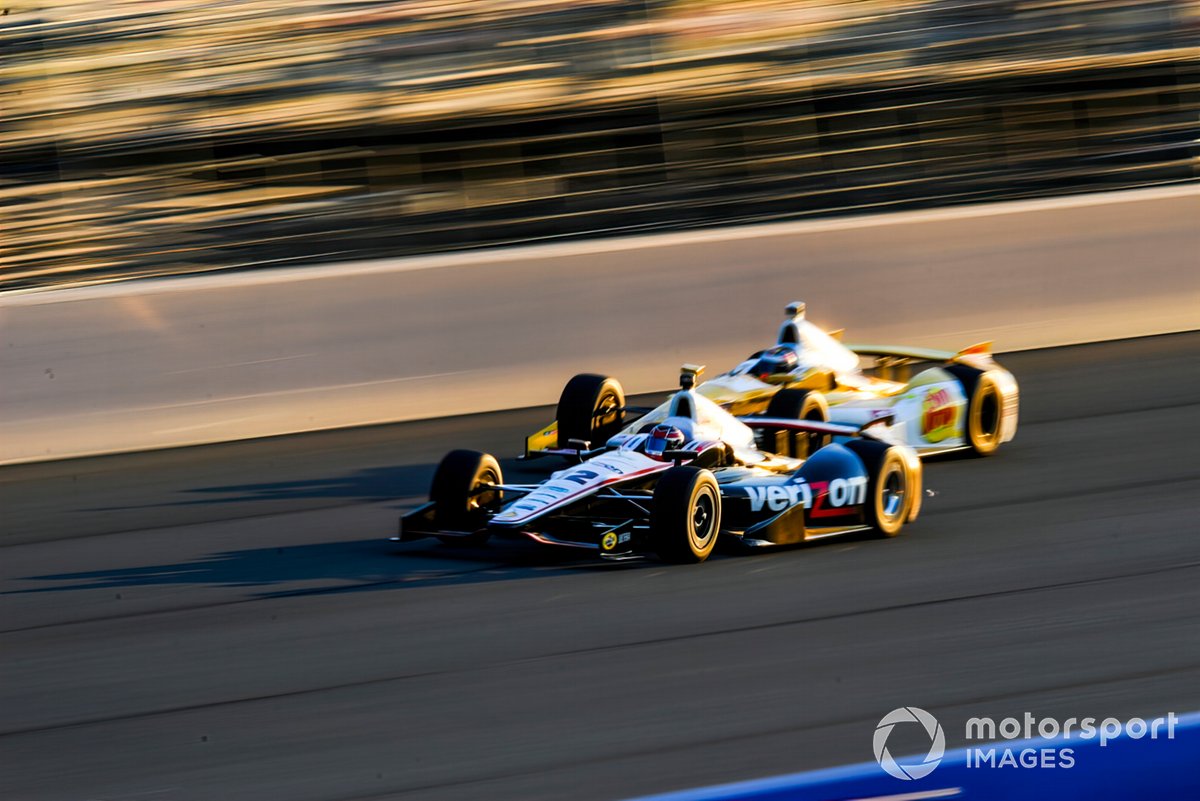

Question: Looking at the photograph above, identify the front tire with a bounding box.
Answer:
[556,374,625,448]
[844,440,911,537]
[430,449,503,546]
[651,467,721,563]
[765,388,829,458]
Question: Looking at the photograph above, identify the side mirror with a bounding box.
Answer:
[565,439,591,451]
[663,449,699,466]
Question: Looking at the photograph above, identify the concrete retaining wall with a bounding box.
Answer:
[2,185,1197,464]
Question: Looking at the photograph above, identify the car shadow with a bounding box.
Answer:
[78,455,564,514]
[80,463,439,511]
[3,535,650,600]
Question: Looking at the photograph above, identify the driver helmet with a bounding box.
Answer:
[645,424,686,460]
[751,346,799,380]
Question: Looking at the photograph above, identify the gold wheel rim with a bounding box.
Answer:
[969,384,1002,451]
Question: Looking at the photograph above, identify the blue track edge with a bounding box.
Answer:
[629,711,1200,800]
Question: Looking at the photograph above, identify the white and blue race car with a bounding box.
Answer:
[400,366,922,563]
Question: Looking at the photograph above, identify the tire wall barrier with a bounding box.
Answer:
[1,186,1197,464]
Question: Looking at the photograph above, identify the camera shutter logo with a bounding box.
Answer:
[874,707,945,780]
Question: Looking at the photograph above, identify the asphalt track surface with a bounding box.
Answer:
[2,332,1198,801]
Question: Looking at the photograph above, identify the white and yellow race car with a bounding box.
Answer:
[527,301,1018,460]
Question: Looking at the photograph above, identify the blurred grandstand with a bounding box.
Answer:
[1,0,1197,290]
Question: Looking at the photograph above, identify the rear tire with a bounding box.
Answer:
[652,467,721,563]
[556,374,625,448]
[430,449,503,546]
[844,440,910,537]
[945,366,1005,456]
[765,388,829,458]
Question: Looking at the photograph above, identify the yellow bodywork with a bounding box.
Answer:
[525,420,559,453]
[525,341,999,453]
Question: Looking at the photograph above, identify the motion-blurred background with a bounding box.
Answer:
[2,0,1197,290]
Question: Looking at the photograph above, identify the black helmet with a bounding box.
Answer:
[751,346,799,380]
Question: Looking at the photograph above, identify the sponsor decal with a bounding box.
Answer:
[807,477,868,518]
[920,387,959,442]
[601,532,618,550]
[745,483,811,512]
[496,454,669,525]
[744,476,868,515]
[523,489,570,505]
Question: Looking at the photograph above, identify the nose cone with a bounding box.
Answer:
[696,377,756,405]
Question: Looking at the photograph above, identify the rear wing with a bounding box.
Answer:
[847,341,994,363]
[846,341,996,379]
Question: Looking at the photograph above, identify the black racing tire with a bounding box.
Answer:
[556,374,625,448]
[651,467,721,563]
[765,388,829,458]
[430,449,503,546]
[945,365,1005,456]
[844,440,911,537]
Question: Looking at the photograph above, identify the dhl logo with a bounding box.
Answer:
[921,387,959,442]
